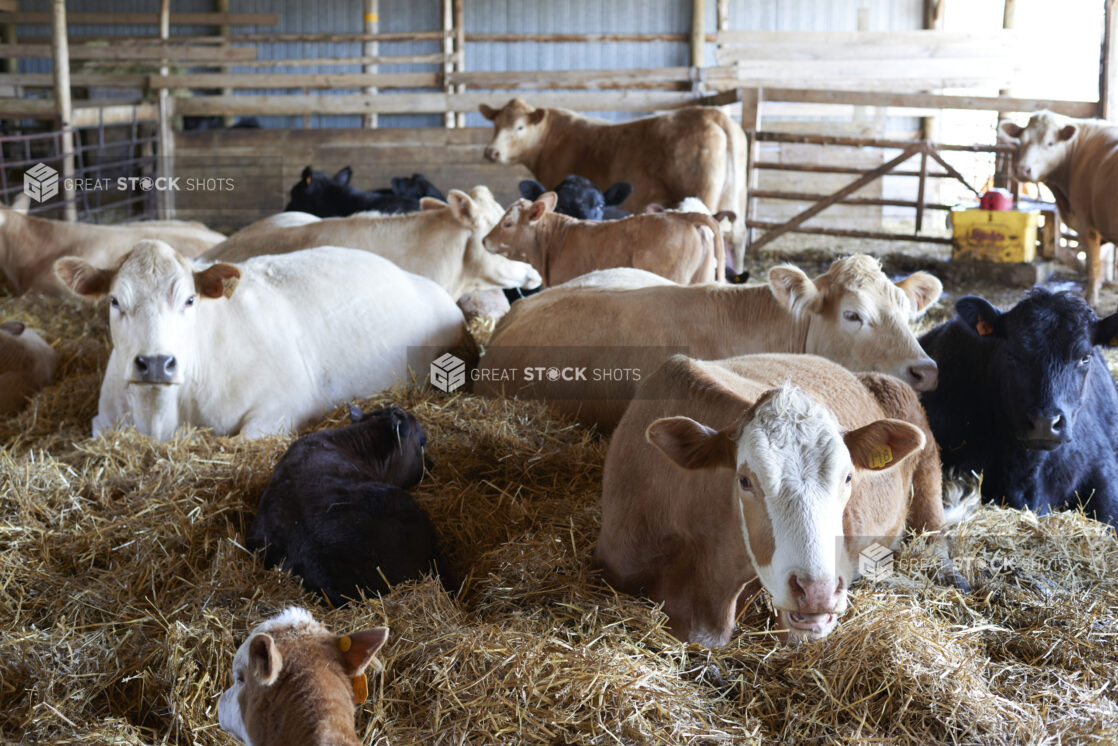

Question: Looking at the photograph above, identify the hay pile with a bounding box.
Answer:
[2,289,1118,745]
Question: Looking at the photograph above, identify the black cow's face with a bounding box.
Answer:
[347,404,428,487]
[956,291,1118,450]
[554,175,606,221]
[284,166,352,216]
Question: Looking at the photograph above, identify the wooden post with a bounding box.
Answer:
[995,0,1018,188]
[453,0,464,127]
[740,86,762,267]
[920,0,945,141]
[157,0,176,218]
[217,0,233,127]
[2,0,17,83]
[1103,0,1118,119]
[690,0,706,73]
[363,0,378,128]
[50,0,76,222]
[442,0,454,128]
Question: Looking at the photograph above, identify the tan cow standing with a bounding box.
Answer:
[483,192,724,287]
[0,207,225,296]
[597,353,946,647]
[203,187,541,299]
[479,98,747,261]
[1000,110,1118,307]
[475,255,942,432]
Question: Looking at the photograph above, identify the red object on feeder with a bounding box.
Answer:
[979,188,1013,211]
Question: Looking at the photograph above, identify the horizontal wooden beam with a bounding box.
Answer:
[0,72,147,88]
[751,188,954,211]
[0,12,279,25]
[715,29,1015,45]
[173,91,697,117]
[220,53,451,69]
[745,219,953,245]
[149,72,438,90]
[757,87,1097,118]
[0,101,158,124]
[0,43,256,61]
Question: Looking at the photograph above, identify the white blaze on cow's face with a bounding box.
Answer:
[769,255,943,391]
[647,385,925,643]
[54,240,240,438]
[999,111,1078,184]
[479,98,547,165]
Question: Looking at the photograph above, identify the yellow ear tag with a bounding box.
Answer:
[351,673,368,704]
[338,635,352,653]
[868,445,893,470]
[1110,335,1118,347]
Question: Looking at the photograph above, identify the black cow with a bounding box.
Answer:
[519,175,633,221]
[285,165,445,217]
[919,289,1118,526]
[182,115,261,130]
[247,404,456,605]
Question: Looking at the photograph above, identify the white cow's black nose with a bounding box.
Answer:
[135,354,176,383]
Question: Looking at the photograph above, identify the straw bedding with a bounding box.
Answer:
[2,287,1118,746]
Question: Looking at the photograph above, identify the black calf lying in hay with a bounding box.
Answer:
[1,288,1118,745]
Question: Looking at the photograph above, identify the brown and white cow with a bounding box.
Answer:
[596,353,945,647]
[0,321,58,416]
[218,607,388,746]
[203,186,540,299]
[1000,110,1118,307]
[479,98,747,259]
[475,255,942,432]
[483,192,724,286]
[0,207,225,296]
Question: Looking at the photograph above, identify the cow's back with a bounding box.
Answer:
[1059,124,1118,240]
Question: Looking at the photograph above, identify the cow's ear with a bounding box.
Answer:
[54,257,115,299]
[333,166,352,186]
[527,108,546,125]
[446,189,479,227]
[194,262,241,299]
[1094,311,1118,347]
[10,192,30,214]
[528,192,557,223]
[896,271,943,317]
[301,166,314,186]
[519,179,545,201]
[1059,123,1078,142]
[845,419,925,472]
[419,196,446,211]
[603,182,632,207]
[998,121,1023,141]
[768,265,820,316]
[248,633,282,686]
[0,320,25,336]
[646,416,736,471]
[337,627,389,678]
[479,103,497,121]
[955,295,1003,338]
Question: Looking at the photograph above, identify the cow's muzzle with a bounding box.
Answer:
[903,359,939,391]
[483,146,500,163]
[1021,408,1069,449]
[133,354,177,384]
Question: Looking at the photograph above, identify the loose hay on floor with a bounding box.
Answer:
[2,289,1118,745]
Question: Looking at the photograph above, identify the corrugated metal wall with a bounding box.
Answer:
[17,0,925,129]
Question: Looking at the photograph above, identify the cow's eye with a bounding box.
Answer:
[235,670,245,684]
[739,476,753,491]
[845,473,853,484]
[185,295,196,308]
[516,125,525,133]
[843,310,863,325]
[1079,352,1092,365]
[109,296,120,309]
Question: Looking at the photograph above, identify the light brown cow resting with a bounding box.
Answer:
[203,187,541,299]
[475,255,942,432]
[0,207,225,296]
[1000,110,1118,307]
[0,320,58,416]
[597,353,946,647]
[483,192,724,287]
[479,98,747,262]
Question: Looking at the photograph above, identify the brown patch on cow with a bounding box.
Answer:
[54,257,117,299]
[737,464,775,568]
[194,262,241,299]
[646,416,736,471]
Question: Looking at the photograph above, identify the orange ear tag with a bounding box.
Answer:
[352,674,369,704]
[868,445,893,470]
[976,320,994,336]
[1110,335,1118,347]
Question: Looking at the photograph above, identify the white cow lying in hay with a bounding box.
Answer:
[55,240,472,441]
[0,205,225,296]
[204,187,542,299]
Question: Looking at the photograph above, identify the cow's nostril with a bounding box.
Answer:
[166,357,177,372]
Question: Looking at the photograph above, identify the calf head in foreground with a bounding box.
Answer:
[770,255,942,391]
[218,607,388,746]
[647,386,925,641]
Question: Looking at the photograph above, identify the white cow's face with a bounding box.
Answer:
[647,384,925,643]
[479,98,547,165]
[999,111,1078,184]
[54,240,240,433]
[770,255,942,392]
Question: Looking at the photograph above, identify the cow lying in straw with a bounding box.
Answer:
[218,607,389,746]
[0,320,58,416]
[56,241,472,441]
[249,404,455,605]
[596,353,946,647]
